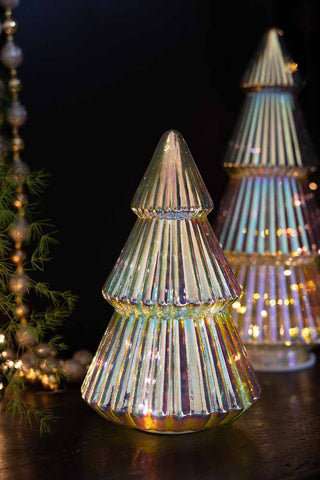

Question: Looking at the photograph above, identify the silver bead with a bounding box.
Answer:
[61,359,87,383]
[7,101,27,128]
[1,348,15,360]
[1,40,23,70]
[40,356,59,374]
[9,272,29,294]
[34,343,52,359]
[11,159,30,184]
[9,216,29,243]
[16,325,37,348]
[73,349,93,366]
[0,0,20,9]
[20,351,38,371]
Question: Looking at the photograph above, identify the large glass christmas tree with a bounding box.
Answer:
[82,130,260,434]
[215,28,320,372]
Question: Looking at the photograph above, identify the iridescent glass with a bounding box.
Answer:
[82,130,260,433]
[215,28,320,371]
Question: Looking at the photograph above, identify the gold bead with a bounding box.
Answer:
[8,77,22,94]
[13,192,28,209]
[11,249,26,264]
[11,137,24,152]
[15,303,29,317]
[3,18,17,35]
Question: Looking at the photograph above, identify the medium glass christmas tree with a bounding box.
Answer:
[82,130,260,434]
[215,28,320,372]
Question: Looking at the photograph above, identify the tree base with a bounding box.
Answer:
[246,344,316,372]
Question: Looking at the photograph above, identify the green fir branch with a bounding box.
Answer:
[30,232,59,270]
[3,375,57,435]
[0,160,77,435]
[26,169,51,196]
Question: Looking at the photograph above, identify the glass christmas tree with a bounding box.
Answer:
[215,28,320,372]
[82,130,260,434]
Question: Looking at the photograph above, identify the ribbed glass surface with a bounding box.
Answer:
[215,174,320,257]
[103,217,240,315]
[241,28,300,89]
[228,260,320,346]
[82,130,260,432]
[223,92,317,168]
[132,130,213,217]
[215,29,320,369]
[81,309,260,433]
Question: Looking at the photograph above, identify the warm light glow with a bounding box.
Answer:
[25,368,37,381]
[252,325,260,339]
[289,327,299,338]
[286,62,298,72]
[238,306,247,314]
[261,310,268,318]
[302,327,311,341]
[0,383,3,391]
[41,374,49,386]
[253,293,260,300]
[309,182,318,191]
[0,334,5,344]
[14,360,22,369]
[232,301,241,310]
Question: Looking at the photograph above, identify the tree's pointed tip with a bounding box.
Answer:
[158,129,185,148]
[131,130,213,216]
[241,26,300,89]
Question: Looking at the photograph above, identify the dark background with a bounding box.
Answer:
[5,0,320,353]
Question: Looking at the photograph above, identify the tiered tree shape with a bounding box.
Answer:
[215,28,320,372]
[82,130,260,434]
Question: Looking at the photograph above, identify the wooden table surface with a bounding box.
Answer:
[1,351,320,480]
